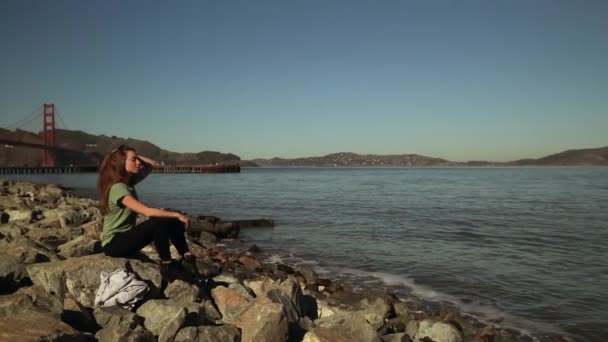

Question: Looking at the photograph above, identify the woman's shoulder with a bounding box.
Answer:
[110,182,133,191]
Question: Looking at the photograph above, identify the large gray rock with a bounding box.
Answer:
[94,305,143,329]
[0,285,64,317]
[96,324,155,342]
[26,254,162,306]
[136,299,211,336]
[164,279,201,303]
[381,333,413,342]
[26,226,83,249]
[234,294,289,342]
[0,223,25,240]
[57,235,101,258]
[414,319,463,342]
[358,295,392,329]
[0,312,84,341]
[175,325,241,342]
[303,311,380,342]
[211,285,252,324]
[0,254,29,293]
[158,308,187,342]
[3,209,33,223]
[0,235,60,263]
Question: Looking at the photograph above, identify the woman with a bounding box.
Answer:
[97,145,195,280]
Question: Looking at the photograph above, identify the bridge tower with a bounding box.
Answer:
[43,103,56,167]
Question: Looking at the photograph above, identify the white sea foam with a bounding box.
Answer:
[323,267,566,338]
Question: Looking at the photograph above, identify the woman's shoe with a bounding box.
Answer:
[181,254,199,277]
[159,260,181,282]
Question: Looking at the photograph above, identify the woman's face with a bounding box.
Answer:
[124,150,142,174]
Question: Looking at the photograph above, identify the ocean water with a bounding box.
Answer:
[8,167,608,341]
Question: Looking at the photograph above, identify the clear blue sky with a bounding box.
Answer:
[1,0,606,161]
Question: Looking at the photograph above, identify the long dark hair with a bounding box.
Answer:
[97,145,136,214]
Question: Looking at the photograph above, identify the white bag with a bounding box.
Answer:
[94,269,149,308]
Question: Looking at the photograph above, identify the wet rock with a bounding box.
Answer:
[26,254,162,306]
[213,273,240,285]
[197,231,218,244]
[295,264,318,284]
[244,276,280,297]
[358,295,393,329]
[239,255,262,271]
[248,244,261,253]
[414,319,463,342]
[303,311,380,342]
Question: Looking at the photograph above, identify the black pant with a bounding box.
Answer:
[103,217,189,262]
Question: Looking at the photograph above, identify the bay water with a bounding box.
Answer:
[9,167,608,341]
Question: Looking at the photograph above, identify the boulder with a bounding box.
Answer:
[164,279,201,303]
[381,333,413,342]
[414,319,463,342]
[57,235,102,258]
[211,285,252,324]
[94,305,143,329]
[81,219,103,239]
[136,299,211,336]
[26,254,162,306]
[0,254,29,294]
[175,325,241,342]
[4,209,33,223]
[0,312,84,341]
[0,235,59,263]
[303,311,380,342]
[358,295,393,329]
[234,294,289,342]
[244,276,280,297]
[0,223,26,240]
[158,308,187,342]
[0,285,64,318]
[63,296,98,332]
[96,324,155,342]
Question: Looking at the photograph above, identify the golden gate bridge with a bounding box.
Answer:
[0,104,239,174]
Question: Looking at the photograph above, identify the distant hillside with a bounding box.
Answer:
[0,128,242,166]
[509,146,608,166]
[251,152,456,167]
[249,147,608,167]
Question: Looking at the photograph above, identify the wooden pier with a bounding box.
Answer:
[152,164,240,173]
[0,164,240,174]
[0,165,98,174]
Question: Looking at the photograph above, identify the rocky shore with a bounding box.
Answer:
[0,179,570,342]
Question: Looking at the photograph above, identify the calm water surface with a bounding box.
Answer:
[9,167,608,341]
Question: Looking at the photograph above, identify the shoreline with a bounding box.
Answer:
[0,177,578,341]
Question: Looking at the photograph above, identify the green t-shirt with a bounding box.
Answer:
[101,182,138,246]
